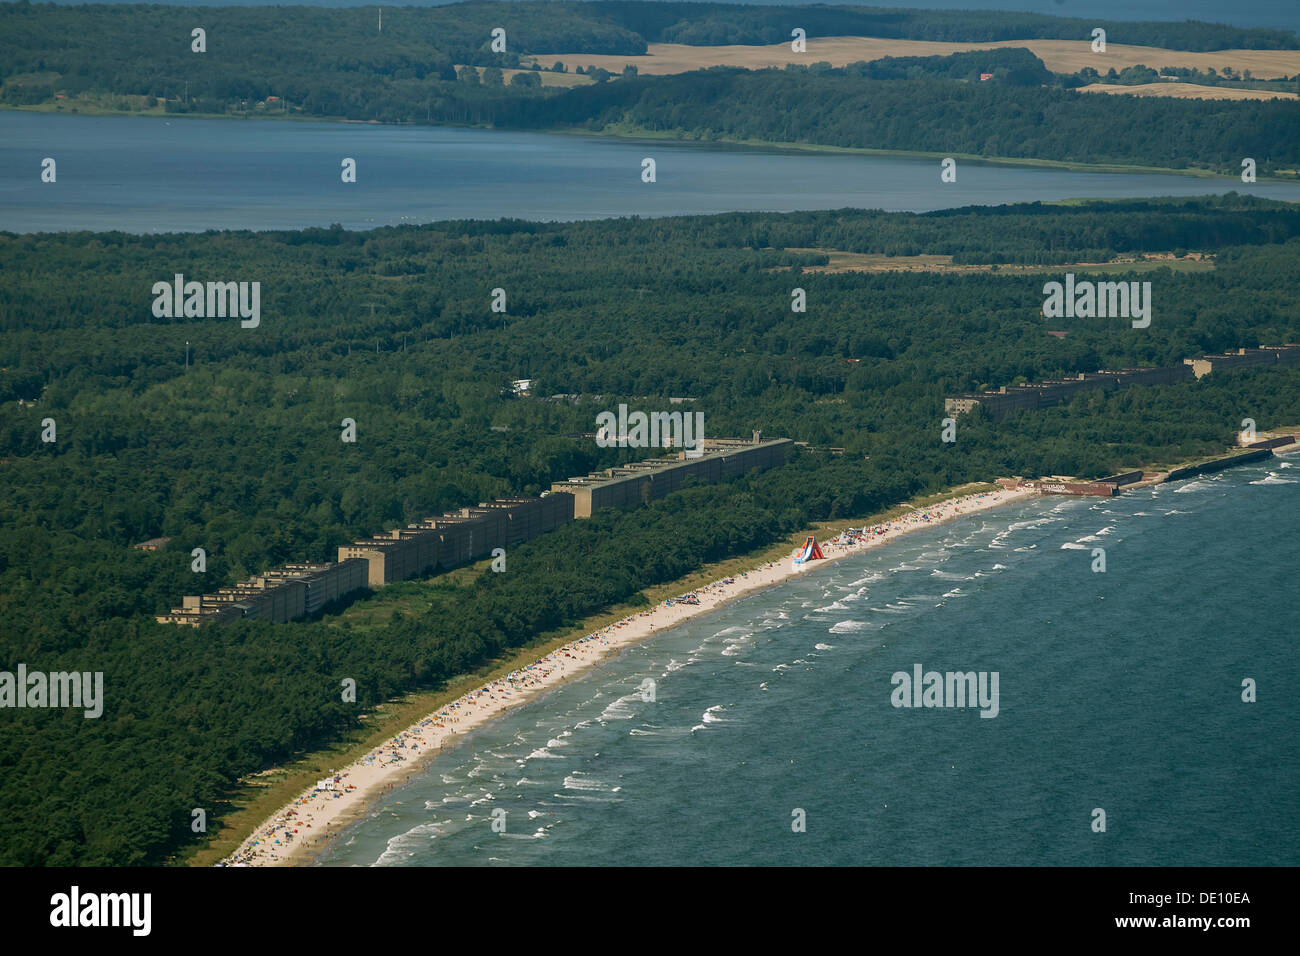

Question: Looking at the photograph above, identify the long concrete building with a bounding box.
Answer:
[159,431,792,627]
[945,366,1193,420]
[946,345,1300,421]
[159,496,573,626]
[1184,345,1300,379]
[156,558,369,626]
[550,433,793,518]
[338,494,575,588]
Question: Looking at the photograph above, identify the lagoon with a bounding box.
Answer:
[3,111,1299,234]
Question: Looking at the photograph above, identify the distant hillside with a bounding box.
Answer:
[490,67,1300,175]
[3,2,1297,173]
[583,1,1299,50]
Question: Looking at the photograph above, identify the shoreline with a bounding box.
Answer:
[551,125,1251,181]
[220,484,1037,867]
[8,105,1294,185]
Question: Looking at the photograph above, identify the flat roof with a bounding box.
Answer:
[552,438,791,490]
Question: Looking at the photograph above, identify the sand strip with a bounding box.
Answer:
[220,485,1035,866]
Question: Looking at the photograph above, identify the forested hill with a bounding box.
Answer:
[2,0,1298,92]
[4,4,1298,174]
[3,1,1294,70]
[580,1,1299,50]
[3,196,1300,864]
[492,67,1300,174]
[9,0,1294,95]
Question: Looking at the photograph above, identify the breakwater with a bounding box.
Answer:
[1165,448,1273,481]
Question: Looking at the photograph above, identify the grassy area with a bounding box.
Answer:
[1259,425,1300,437]
[13,99,320,123]
[19,98,168,118]
[534,37,1300,83]
[179,479,999,866]
[780,249,1216,275]
[1078,82,1297,102]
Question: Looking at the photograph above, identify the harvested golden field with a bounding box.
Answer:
[1077,82,1297,101]
[780,249,1215,275]
[533,38,1300,81]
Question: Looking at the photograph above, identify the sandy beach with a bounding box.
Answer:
[220,484,1035,866]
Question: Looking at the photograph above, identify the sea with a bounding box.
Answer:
[317,459,1299,866]
[5,13,1294,866]
[4,112,1300,233]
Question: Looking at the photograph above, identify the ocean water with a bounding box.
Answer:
[318,460,1299,866]
[5,113,1300,234]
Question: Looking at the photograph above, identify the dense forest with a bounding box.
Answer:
[1063,63,1300,91]
[839,47,1052,85]
[580,2,1300,50]
[3,3,1299,173]
[489,67,1300,173]
[4,1,1294,80]
[2,196,1300,864]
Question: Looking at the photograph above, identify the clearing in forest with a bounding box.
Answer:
[779,250,1216,275]
[533,38,1300,81]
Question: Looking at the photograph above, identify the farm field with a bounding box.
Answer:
[778,249,1217,275]
[1077,81,1296,100]
[532,38,1300,80]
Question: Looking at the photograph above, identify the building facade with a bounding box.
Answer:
[944,348,1300,421]
[159,433,789,627]
[550,436,793,518]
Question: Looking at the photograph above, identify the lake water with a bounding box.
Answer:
[317,460,1299,866]
[4,112,1298,234]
